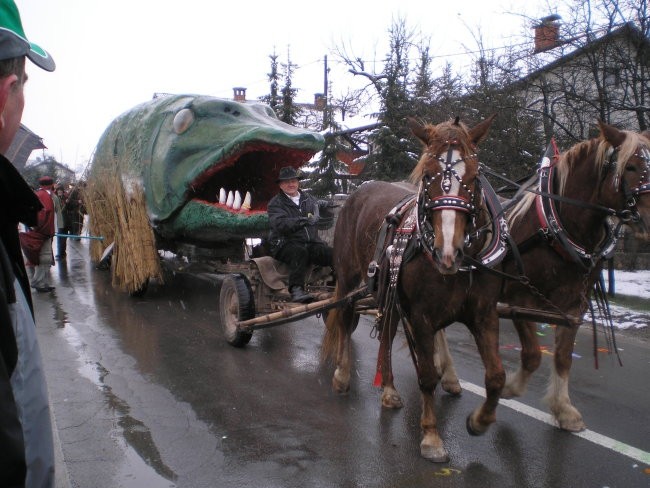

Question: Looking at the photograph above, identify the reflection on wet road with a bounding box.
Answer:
[32,240,650,487]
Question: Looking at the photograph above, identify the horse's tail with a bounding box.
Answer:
[320,282,345,363]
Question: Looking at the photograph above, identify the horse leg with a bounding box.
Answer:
[466,313,505,436]
[502,319,542,398]
[433,330,462,396]
[331,303,357,393]
[545,324,585,431]
[412,328,449,462]
[378,312,403,409]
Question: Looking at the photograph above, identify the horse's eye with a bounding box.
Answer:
[625,165,637,172]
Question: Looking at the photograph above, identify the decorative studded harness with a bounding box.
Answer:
[366,140,512,348]
[532,139,650,269]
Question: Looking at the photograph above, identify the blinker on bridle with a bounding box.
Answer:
[608,145,650,223]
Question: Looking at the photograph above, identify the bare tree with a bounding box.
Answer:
[516,0,649,144]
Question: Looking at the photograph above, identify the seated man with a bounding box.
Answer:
[267,166,333,303]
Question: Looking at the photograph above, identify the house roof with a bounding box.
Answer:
[5,124,46,171]
[517,22,649,86]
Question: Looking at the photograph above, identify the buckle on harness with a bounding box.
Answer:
[367,260,378,278]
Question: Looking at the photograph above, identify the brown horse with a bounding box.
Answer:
[321,115,504,462]
[374,121,650,434]
[497,122,650,431]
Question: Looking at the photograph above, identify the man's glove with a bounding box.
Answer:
[306,215,319,226]
[317,199,336,208]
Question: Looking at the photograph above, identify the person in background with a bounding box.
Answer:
[267,166,333,303]
[0,0,56,486]
[54,184,69,259]
[63,182,84,239]
[20,175,56,292]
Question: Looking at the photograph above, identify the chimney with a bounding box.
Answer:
[314,93,326,111]
[534,14,561,53]
[233,87,247,102]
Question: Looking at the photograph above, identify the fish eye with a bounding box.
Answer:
[173,108,195,134]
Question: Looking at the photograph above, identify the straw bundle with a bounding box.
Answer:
[84,168,163,294]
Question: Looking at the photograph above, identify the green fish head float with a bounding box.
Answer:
[89,94,324,249]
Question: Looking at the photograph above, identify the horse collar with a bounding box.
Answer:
[535,163,617,268]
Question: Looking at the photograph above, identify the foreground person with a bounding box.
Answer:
[0,0,56,486]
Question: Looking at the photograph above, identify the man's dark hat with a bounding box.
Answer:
[38,175,54,186]
[276,166,303,183]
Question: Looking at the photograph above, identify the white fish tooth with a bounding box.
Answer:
[233,191,242,210]
[241,191,251,210]
[219,188,226,204]
[226,191,234,208]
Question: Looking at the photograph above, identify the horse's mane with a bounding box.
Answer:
[508,131,648,226]
[408,120,476,185]
[558,130,646,195]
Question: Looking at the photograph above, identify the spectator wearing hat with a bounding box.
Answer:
[267,166,333,303]
[0,0,56,486]
[20,175,57,292]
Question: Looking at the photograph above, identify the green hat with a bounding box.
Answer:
[0,0,55,71]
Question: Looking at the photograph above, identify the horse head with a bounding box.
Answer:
[596,121,650,236]
[407,114,496,274]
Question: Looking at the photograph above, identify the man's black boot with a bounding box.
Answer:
[290,286,314,303]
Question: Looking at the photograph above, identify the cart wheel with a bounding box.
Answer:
[219,274,254,347]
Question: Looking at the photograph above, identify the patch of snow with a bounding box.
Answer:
[599,270,650,329]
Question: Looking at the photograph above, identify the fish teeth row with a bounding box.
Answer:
[218,188,251,211]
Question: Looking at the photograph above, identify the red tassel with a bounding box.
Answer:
[373,371,382,387]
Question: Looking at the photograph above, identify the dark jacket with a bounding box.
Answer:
[0,154,37,486]
[267,191,324,254]
[0,154,41,314]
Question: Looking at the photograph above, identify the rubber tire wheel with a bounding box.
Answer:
[219,274,255,347]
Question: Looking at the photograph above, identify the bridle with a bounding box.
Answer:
[416,142,478,256]
[613,145,650,223]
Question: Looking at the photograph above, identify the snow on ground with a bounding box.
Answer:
[601,270,650,330]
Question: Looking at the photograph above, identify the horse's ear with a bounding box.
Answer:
[641,130,650,142]
[468,113,497,146]
[598,120,626,148]
[407,117,429,144]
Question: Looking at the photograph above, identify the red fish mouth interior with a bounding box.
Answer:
[187,144,316,212]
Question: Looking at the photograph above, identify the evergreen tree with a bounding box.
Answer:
[277,49,301,125]
[366,19,418,181]
[411,42,435,119]
[259,50,280,111]
[462,44,544,184]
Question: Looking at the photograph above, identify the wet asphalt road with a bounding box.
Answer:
[33,239,650,488]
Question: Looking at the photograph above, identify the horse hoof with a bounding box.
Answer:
[420,444,449,463]
[557,417,586,432]
[500,388,515,399]
[332,377,350,394]
[381,392,404,409]
[442,380,462,396]
[466,414,487,436]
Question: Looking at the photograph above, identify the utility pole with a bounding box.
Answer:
[323,55,329,130]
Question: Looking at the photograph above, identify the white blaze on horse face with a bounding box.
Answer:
[440,150,466,269]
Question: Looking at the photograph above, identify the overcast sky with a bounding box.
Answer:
[17,0,551,173]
